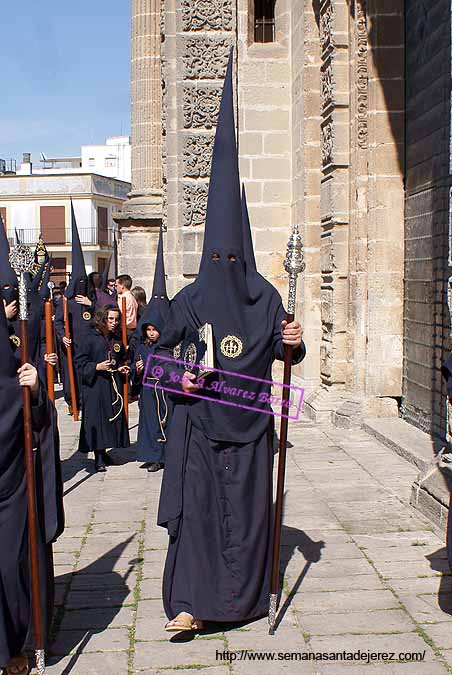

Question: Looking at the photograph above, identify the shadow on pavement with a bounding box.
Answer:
[427,547,452,616]
[48,537,139,674]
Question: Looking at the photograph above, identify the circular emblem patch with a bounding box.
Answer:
[220,335,243,359]
[10,335,21,348]
[113,343,121,353]
[82,311,91,321]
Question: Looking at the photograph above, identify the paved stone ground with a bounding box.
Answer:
[42,390,452,674]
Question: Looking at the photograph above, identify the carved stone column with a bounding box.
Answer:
[114,0,164,290]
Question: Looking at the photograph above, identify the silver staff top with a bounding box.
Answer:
[284,223,305,278]
[9,244,35,321]
[9,244,35,275]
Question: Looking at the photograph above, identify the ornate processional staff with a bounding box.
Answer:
[9,244,47,674]
[45,281,55,403]
[269,224,305,635]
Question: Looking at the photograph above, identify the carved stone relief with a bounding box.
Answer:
[320,0,333,54]
[181,0,233,32]
[321,62,334,111]
[321,120,334,166]
[183,134,214,179]
[183,85,222,129]
[182,182,209,227]
[356,1,368,149]
[182,37,231,80]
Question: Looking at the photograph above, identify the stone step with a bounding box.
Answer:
[363,416,450,539]
[362,416,435,472]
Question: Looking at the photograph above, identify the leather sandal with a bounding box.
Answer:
[4,654,29,675]
[165,611,204,633]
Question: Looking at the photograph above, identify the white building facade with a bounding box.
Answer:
[0,173,130,282]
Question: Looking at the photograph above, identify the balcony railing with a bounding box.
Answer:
[7,227,116,247]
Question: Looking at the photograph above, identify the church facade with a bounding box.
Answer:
[116,0,451,440]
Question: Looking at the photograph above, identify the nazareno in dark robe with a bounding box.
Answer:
[75,328,130,453]
[54,295,96,408]
[131,315,171,465]
[157,291,305,622]
[0,384,64,667]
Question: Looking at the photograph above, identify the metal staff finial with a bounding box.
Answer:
[48,280,55,300]
[283,224,305,315]
[268,223,306,637]
[9,244,35,320]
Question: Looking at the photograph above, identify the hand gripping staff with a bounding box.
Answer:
[268,224,305,635]
[9,244,47,674]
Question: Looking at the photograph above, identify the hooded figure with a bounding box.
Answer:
[157,50,305,628]
[54,201,95,409]
[129,224,170,365]
[131,307,170,471]
[75,304,130,471]
[0,299,64,671]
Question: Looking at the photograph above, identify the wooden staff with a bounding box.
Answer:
[63,296,79,422]
[10,244,47,674]
[121,295,129,421]
[44,300,55,403]
[269,224,305,635]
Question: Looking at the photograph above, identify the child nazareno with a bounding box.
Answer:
[132,308,169,472]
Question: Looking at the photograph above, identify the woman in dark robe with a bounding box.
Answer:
[0,302,64,675]
[157,51,305,631]
[75,305,130,472]
[131,308,169,472]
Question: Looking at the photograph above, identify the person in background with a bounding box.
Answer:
[116,274,138,333]
[75,305,130,472]
[131,286,147,323]
[106,278,117,297]
[131,308,168,473]
[89,271,115,308]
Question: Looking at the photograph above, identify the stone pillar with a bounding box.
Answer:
[114,0,163,292]
[162,0,236,297]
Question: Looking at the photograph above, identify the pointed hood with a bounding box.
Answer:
[198,49,243,273]
[14,228,21,245]
[241,183,275,298]
[133,226,170,339]
[101,254,113,291]
[148,224,169,320]
[152,225,167,298]
[65,200,89,299]
[241,184,257,273]
[0,215,18,304]
[113,231,118,277]
[159,49,285,444]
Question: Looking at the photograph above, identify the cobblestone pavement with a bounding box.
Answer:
[43,391,452,674]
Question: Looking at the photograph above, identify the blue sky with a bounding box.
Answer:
[0,1,130,165]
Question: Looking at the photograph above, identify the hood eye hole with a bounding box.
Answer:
[228,254,237,262]
[211,252,220,261]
